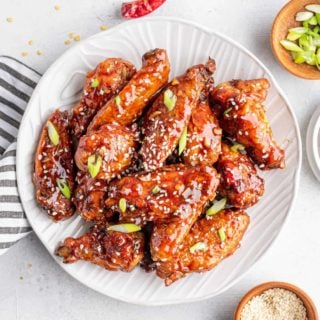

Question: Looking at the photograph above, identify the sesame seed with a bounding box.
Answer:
[54,5,61,11]
[100,24,107,31]
[6,17,13,23]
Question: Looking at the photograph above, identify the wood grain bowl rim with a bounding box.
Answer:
[234,281,319,320]
[271,0,320,80]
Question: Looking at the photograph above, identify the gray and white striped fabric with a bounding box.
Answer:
[0,56,41,255]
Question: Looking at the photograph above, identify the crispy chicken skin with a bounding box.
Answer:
[75,123,138,180]
[56,225,144,272]
[73,172,112,222]
[106,164,219,225]
[210,79,285,170]
[33,110,75,221]
[88,48,170,131]
[70,58,136,138]
[216,142,264,209]
[183,98,222,166]
[156,210,250,285]
[140,59,216,172]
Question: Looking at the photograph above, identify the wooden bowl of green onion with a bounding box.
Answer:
[271,0,320,79]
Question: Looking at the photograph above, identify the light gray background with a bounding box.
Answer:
[0,0,319,319]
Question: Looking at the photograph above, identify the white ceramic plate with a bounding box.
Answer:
[17,17,301,305]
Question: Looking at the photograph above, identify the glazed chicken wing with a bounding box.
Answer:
[70,58,136,138]
[88,48,170,131]
[183,98,222,166]
[156,210,250,285]
[56,225,144,272]
[216,142,264,209]
[140,59,216,172]
[33,110,75,221]
[210,79,285,169]
[75,123,138,181]
[73,172,114,222]
[105,164,219,224]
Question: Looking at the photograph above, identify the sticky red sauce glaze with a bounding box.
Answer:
[156,210,250,286]
[121,0,166,18]
[70,58,136,139]
[106,164,219,225]
[73,172,113,222]
[216,142,264,209]
[33,110,75,221]
[56,225,145,272]
[140,59,216,172]
[88,48,170,131]
[210,79,285,170]
[183,98,222,166]
[75,123,138,180]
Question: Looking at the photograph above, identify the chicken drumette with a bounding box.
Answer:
[56,225,144,272]
[216,142,264,209]
[33,110,75,221]
[210,79,285,169]
[70,58,136,138]
[88,48,170,131]
[140,59,216,172]
[183,98,222,166]
[156,210,250,285]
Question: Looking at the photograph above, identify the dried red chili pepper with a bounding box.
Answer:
[121,0,167,19]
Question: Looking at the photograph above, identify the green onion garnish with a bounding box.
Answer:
[87,154,102,178]
[47,121,59,146]
[115,95,121,107]
[178,127,187,155]
[91,78,99,88]
[280,40,303,52]
[164,89,177,111]
[189,241,208,254]
[206,198,227,216]
[218,227,226,242]
[107,223,141,233]
[56,179,71,199]
[223,107,232,115]
[231,143,245,152]
[152,185,161,194]
[119,198,127,213]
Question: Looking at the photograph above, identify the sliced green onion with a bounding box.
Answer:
[119,198,126,213]
[218,227,226,242]
[303,20,310,29]
[313,26,320,34]
[314,38,320,47]
[152,185,161,194]
[164,89,177,111]
[91,78,99,88]
[316,13,320,25]
[115,95,121,107]
[287,32,303,41]
[223,107,232,115]
[189,241,208,254]
[47,121,59,146]
[231,143,245,152]
[317,48,320,69]
[280,40,303,52]
[56,179,71,199]
[308,16,318,26]
[299,35,316,52]
[178,127,187,155]
[288,27,308,34]
[296,11,314,22]
[87,154,102,178]
[206,198,227,216]
[107,223,141,233]
[305,4,320,14]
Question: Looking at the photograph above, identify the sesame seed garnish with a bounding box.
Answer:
[21,51,28,57]
[74,35,81,41]
[6,17,13,23]
[64,39,71,45]
[100,24,107,31]
[54,5,61,11]
[36,50,43,56]
[28,40,33,46]
[68,32,75,39]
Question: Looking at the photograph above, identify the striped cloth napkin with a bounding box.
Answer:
[0,56,41,255]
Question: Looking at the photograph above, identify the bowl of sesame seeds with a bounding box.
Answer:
[234,281,318,320]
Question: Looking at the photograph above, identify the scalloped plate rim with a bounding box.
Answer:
[16,17,302,306]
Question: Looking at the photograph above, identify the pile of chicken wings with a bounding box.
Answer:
[33,48,285,286]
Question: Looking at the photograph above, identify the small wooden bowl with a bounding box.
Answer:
[271,0,320,80]
[234,281,319,320]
